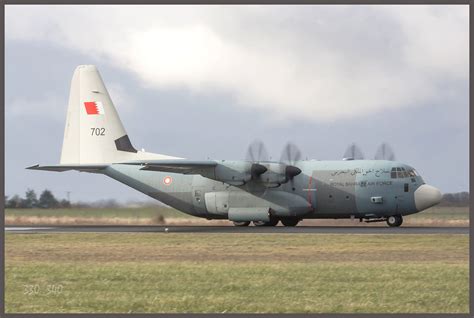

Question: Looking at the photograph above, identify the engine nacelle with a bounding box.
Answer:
[198,161,300,187]
[259,163,287,187]
[198,161,251,185]
[258,163,302,187]
[200,161,268,186]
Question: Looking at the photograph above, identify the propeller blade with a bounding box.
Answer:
[374,143,396,161]
[280,142,302,164]
[280,142,303,187]
[246,140,269,163]
[343,143,365,160]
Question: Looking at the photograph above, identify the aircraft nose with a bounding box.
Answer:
[414,184,442,211]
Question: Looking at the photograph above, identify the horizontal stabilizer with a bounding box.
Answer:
[122,160,217,175]
[26,164,108,173]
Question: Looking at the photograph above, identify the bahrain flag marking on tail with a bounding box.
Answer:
[84,101,105,115]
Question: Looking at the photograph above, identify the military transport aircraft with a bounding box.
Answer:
[28,65,442,227]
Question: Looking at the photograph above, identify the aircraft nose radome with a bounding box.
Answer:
[414,185,442,211]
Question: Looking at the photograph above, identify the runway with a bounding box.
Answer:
[5,225,469,234]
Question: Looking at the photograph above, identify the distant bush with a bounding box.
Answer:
[6,189,70,209]
[440,192,469,207]
[38,189,59,208]
[151,214,165,224]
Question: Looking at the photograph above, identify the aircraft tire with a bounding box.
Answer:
[386,215,403,227]
[281,219,300,227]
[253,218,279,226]
[232,221,251,227]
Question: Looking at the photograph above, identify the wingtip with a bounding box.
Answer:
[26,164,40,170]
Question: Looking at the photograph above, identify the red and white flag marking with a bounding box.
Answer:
[84,101,105,115]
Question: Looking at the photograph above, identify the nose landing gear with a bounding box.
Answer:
[232,221,251,227]
[386,215,403,227]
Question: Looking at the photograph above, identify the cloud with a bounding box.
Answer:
[7,95,66,122]
[5,5,468,121]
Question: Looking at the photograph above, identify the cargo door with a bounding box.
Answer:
[313,170,337,214]
[191,186,207,214]
[395,194,405,214]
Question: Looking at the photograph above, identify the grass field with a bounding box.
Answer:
[409,206,469,220]
[5,207,191,219]
[5,233,468,313]
[5,206,469,226]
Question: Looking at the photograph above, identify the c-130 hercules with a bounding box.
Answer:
[29,65,442,227]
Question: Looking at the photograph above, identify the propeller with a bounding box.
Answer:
[245,140,268,178]
[374,142,396,161]
[280,142,302,183]
[246,140,269,162]
[343,143,365,160]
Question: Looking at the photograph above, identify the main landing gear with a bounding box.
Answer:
[386,215,403,227]
[253,218,279,227]
[232,218,301,227]
[280,218,300,227]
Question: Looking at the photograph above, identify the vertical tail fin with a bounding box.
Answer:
[60,65,171,164]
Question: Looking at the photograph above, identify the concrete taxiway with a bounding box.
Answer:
[5,226,468,234]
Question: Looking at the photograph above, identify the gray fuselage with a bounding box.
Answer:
[103,159,434,221]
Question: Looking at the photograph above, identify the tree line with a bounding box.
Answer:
[439,192,469,207]
[5,189,70,209]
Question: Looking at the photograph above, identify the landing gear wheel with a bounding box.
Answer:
[386,215,403,227]
[253,218,279,226]
[281,219,300,227]
[232,221,250,227]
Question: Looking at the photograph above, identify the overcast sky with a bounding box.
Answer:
[5,5,469,203]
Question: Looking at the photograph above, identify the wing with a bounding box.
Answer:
[121,160,217,175]
[26,164,108,173]
[27,160,217,175]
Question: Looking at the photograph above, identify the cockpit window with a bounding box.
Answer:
[391,167,397,178]
[391,167,423,182]
[391,167,413,179]
[396,167,404,178]
[400,168,409,178]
